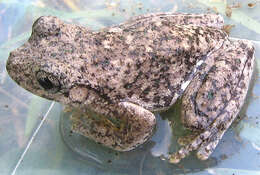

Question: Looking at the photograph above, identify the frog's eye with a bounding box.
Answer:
[36,70,61,93]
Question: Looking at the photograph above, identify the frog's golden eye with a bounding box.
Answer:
[36,70,60,93]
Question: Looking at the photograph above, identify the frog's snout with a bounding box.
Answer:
[6,50,18,75]
[6,50,24,82]
[31,16,62,38]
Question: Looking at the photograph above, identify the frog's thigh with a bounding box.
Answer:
[182,39,254,130]
[181,49,217,130]
[196,39,255,158]
[71,102,156,151]
[170,39,255,163]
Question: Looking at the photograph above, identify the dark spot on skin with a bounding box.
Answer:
[142,86,151,95]
[239,82,246,89]
[217,123,226,131]
[211,79,218,89]
[115,94,124,100]
[124,83,132,89]
[94,38,102,46]
[64,91,69,97]
[247,48,254,59]
[163,95,172,107]
[206,107,213,112]
[240,43,247,49]
[144,72,150,79]
[129,50,139,57]
[153,96,160,103]
[142,97,150,103]
[231,65,237,71]
[127,91,134,97]
[235,59,241,65]
[50,53,57,57]
[136,60,142,69]
[221,94,228,104]
[210,65,217,72]
[240,74,245,80]
[247,62,251,68]
[152,78,160,88]
[160,66,169,72]
[205,36,209,43]
[80,66,85,72]
[124,70,130,74]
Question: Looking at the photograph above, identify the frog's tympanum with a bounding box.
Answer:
[6,13,255,163]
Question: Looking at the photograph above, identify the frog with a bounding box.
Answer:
[6,12,255,163]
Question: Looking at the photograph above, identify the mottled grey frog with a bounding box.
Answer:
[6,13,255,163]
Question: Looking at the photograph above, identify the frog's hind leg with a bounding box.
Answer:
[169,39,255,163]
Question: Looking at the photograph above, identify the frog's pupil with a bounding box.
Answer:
[38,77,54,90]
[36,71,61,93]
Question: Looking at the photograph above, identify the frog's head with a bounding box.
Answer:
[6,16,90,105]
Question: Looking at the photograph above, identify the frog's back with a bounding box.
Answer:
[86,14,227,111]
[6,13,227,112]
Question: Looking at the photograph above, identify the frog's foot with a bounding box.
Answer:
[170,39,255,164]
[169,105,239,163]
[70,101,156,151]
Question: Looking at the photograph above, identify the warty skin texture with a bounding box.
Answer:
[6,13,255,163]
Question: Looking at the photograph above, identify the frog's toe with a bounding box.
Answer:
[170,39,255,163]
[197,136,220,160]
[169,129,210,163]
[170,96,251,163]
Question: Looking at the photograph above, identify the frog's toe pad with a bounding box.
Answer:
[169,128,220,163]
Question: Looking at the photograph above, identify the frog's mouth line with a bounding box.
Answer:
[67,84,113,105]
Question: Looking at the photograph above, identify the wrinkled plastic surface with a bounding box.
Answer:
[0,0,260,175]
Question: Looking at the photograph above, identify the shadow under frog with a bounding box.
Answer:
[6,13,255,163]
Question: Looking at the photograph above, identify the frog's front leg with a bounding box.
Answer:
[70,101,156,151]
[169,39,255,163]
